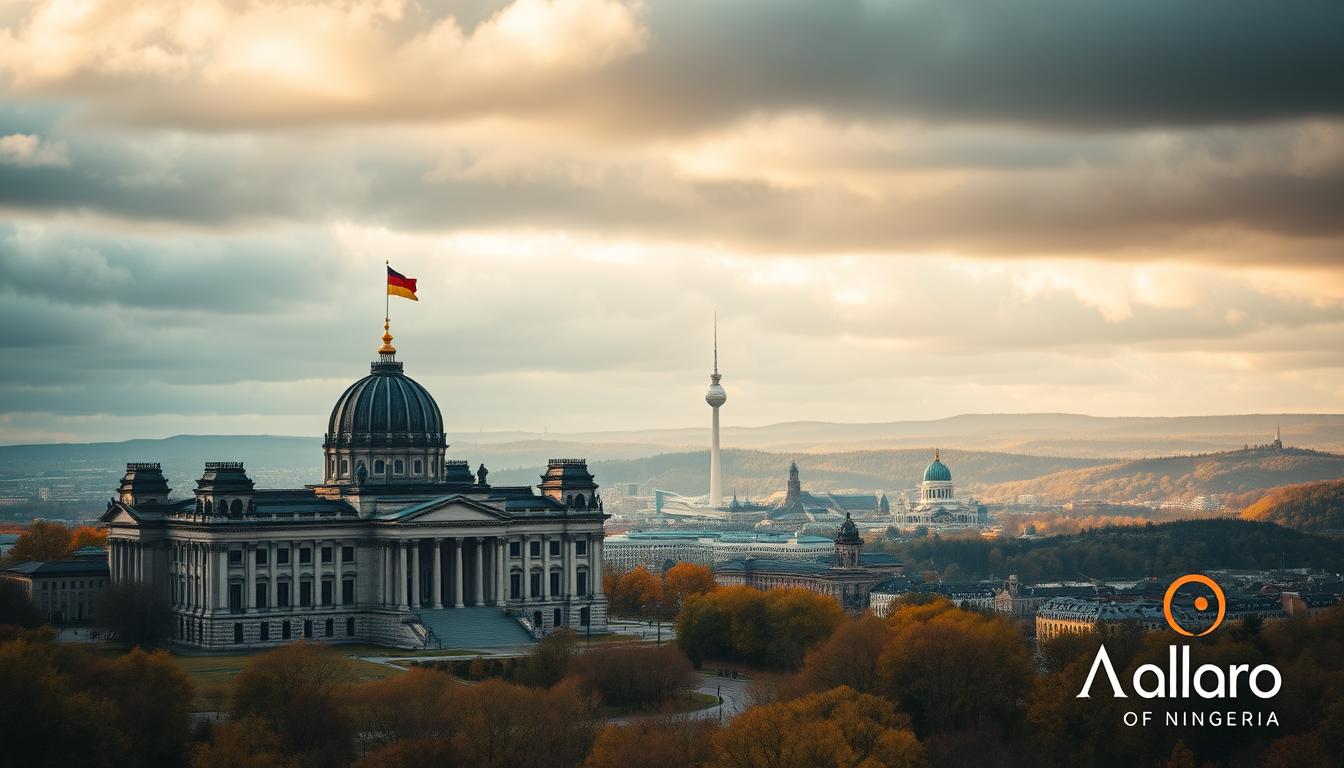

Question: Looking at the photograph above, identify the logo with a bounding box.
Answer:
[1163,573,1226,637]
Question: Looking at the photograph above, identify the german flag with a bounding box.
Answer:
[387,266,418,301]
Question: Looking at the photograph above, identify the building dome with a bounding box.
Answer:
[326,359,444,450]
[922,452,952,483]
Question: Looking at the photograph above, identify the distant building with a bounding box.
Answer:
[993,575,1117,619]
[869,578,995,617]
[755,462,887,527]
[603,529,835,572]
[1035,597,1177,641]
[894,451,989,530]
[714,514,902,613]
[1,546,110,623]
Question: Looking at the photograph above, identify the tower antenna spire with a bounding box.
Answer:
[713,311,719,376]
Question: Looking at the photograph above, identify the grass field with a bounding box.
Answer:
[173,648,405,708]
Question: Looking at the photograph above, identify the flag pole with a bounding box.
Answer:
[384,259,389,323]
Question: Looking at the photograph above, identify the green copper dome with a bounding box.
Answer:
[923,452,951,483]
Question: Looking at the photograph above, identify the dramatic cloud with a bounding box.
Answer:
[0,1,1341,442]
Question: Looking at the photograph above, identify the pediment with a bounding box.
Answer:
[381,495,510,525]
[99,502,141,525]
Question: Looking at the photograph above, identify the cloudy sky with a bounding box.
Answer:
[2,0,1343,444]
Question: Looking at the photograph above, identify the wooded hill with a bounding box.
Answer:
[1239,479,1344,532]
[979,446,1344,504]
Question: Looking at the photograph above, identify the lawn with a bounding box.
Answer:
[173,648,405,709]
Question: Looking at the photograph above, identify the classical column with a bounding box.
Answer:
[453,538,465,608]
[541,534,551,599]
[215,545,228,613]
[409,540,420,609]
[568,536,578,596]
[496,538,507,605]
[291,540,300,610]
[333,540,343,607]
[593,535,605,595]
[398,541,409,610]
[245,543,256,612]
[473,537,485,605]
[268,542,277,612]
[520,535,531,601]
[431,539,443,609]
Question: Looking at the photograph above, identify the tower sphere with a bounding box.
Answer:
[706,379,727,407]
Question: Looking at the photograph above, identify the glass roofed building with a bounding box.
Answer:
[100,321,609,650]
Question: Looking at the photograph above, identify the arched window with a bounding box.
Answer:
[572,494,587,510]
[230,499,243,515]
[393,459,404,475]
[374,459,385,474]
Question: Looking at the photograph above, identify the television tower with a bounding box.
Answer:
[705,314,727,507]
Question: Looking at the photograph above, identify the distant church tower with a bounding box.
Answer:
[785,461,802,506]
[705,315,727,507]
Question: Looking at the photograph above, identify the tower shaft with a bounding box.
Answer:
[709,405,722,507]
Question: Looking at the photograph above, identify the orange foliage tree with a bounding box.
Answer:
[711,686,925,768]
[585,718,717,768]
[677,586,844,668]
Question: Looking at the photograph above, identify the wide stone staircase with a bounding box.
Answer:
[417,607,535,650]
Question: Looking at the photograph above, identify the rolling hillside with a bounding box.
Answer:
[980,447,1344,504]
[1240,479,1344,532]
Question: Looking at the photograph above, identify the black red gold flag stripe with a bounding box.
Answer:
[387,266,418,301]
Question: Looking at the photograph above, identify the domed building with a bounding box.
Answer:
[896,450,989,530]
[102,321,609,650]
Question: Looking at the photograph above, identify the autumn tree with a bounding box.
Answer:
[93,580,174,648]
[0,578,43,628]
[663,562,716,607]
[878,598,1032,736]
[570,643,695,711]
[520,627,578,687]
[795,613,892,696]
[4,520,74,563]
[711,686,926,768]
[677,586,843,668]
[70,525,109,551]
[349,667,460,747]
[192,718,295,768]
[233,642,355,767]
[610,566,663,619]
[585,718,717,768]
[454,678,600,768]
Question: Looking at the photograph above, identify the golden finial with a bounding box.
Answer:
[934,447,940,462]
[378,317,396,355]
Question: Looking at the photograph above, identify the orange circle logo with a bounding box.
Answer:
[1163,574,1226,637]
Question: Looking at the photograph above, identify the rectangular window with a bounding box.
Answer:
[341,546,355,563]
[255,548,268,566]
[300,581,312,607]
[549,540,561,557]
[321,547,333,564]
[345,617,355,637]
[510,573,521,599]
[529,541,541,558]
[509,541,521,558]
[580,607,590,627]
[228,549,243,566]
[577,572,588,595]
[324,618,334,637]
[342,578,354,606]
[259,622,270,641]
[576,540,588,556]
[277,582,291,608]
[277,548,290,566]
[530,572,542,597]
[282,621,291,640]
[299,547,312,565]
[233,623,243,644]
[413,460,423,475]
[321,580,333,607]
[549,572,561,596]
[256,583,268,610]
[229,583,243,613]
[303,620,313,639]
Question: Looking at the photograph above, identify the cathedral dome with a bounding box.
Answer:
[922,453,952,483]
[324,359,445,450]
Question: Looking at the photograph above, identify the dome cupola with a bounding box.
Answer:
[322,320,447,485]
[922,449,952,483]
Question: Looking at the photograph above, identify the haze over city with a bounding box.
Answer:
[2,0,1344,445]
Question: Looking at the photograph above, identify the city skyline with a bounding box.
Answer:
[3,1,1344,444]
